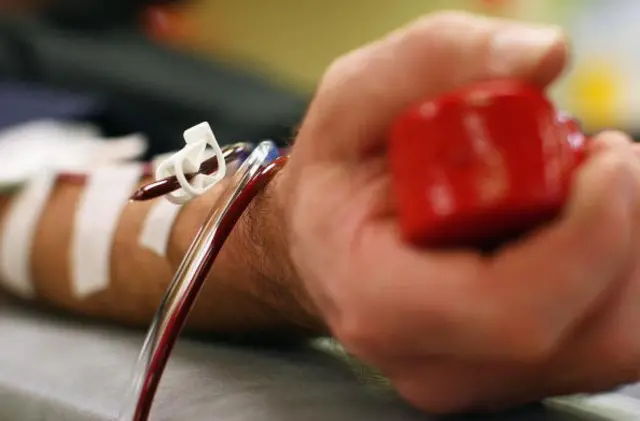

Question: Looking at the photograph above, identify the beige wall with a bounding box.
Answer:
[184,0,497,91]
[183,1,565,92]
[178,1,640,132]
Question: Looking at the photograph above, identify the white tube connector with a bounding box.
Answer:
[155,122,227,205]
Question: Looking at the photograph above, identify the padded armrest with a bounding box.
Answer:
[0,299,620,421]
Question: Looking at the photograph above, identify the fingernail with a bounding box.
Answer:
[489,24,564,76]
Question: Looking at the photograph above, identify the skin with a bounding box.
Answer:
[280,11,640,413]
[2,10,640,415]
[0,176,319,334]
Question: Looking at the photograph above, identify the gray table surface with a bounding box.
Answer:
[0,299,636,421]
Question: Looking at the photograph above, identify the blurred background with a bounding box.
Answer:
[0,0,637,159]
[182,0,639,135]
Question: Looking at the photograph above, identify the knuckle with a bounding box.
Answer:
[317,47,368,97]
[331,308,383,358]
[585,193,630,259]
[571,152,637,266]
[589,130,633,153]
[311,49,370,121]
[411,10,479,33]
[399,10,487,45]
[324,269,394,360]
[321,54,350,86]
[317,10,486,95]
[330,296,393,362]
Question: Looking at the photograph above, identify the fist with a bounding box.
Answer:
[279,11,640,414]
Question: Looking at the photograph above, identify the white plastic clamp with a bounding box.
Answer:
[155,122,227,204]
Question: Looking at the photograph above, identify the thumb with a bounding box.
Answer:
[298,11,569,161]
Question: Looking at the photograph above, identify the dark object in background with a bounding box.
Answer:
[41,0,185,29]
[0,13,308,159]
[0,81,101,129]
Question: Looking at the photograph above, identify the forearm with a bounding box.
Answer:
[0,172,323,334]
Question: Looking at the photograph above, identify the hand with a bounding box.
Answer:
[279,11,640,413]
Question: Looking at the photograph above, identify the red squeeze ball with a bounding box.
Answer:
[389,79,587,249]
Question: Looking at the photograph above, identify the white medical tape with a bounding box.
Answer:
[93,133,148,164]
[0,171,56,298]
[138,199,183,257]
[71,163,143,298]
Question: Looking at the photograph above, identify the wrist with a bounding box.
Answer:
[243,167,326,333]
[168,167,325,334]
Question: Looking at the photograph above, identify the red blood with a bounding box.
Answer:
[389,79,586,248]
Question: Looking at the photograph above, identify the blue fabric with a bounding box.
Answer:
[0,82,101,130]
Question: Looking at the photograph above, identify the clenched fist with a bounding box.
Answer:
[278,11,640,413]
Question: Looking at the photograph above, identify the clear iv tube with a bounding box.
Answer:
[118,141,282,421]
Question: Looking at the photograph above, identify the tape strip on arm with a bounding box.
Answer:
[139,199,183,257]
[139,122,228,256]
[0,171,57,298]
[71,163,144,298]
